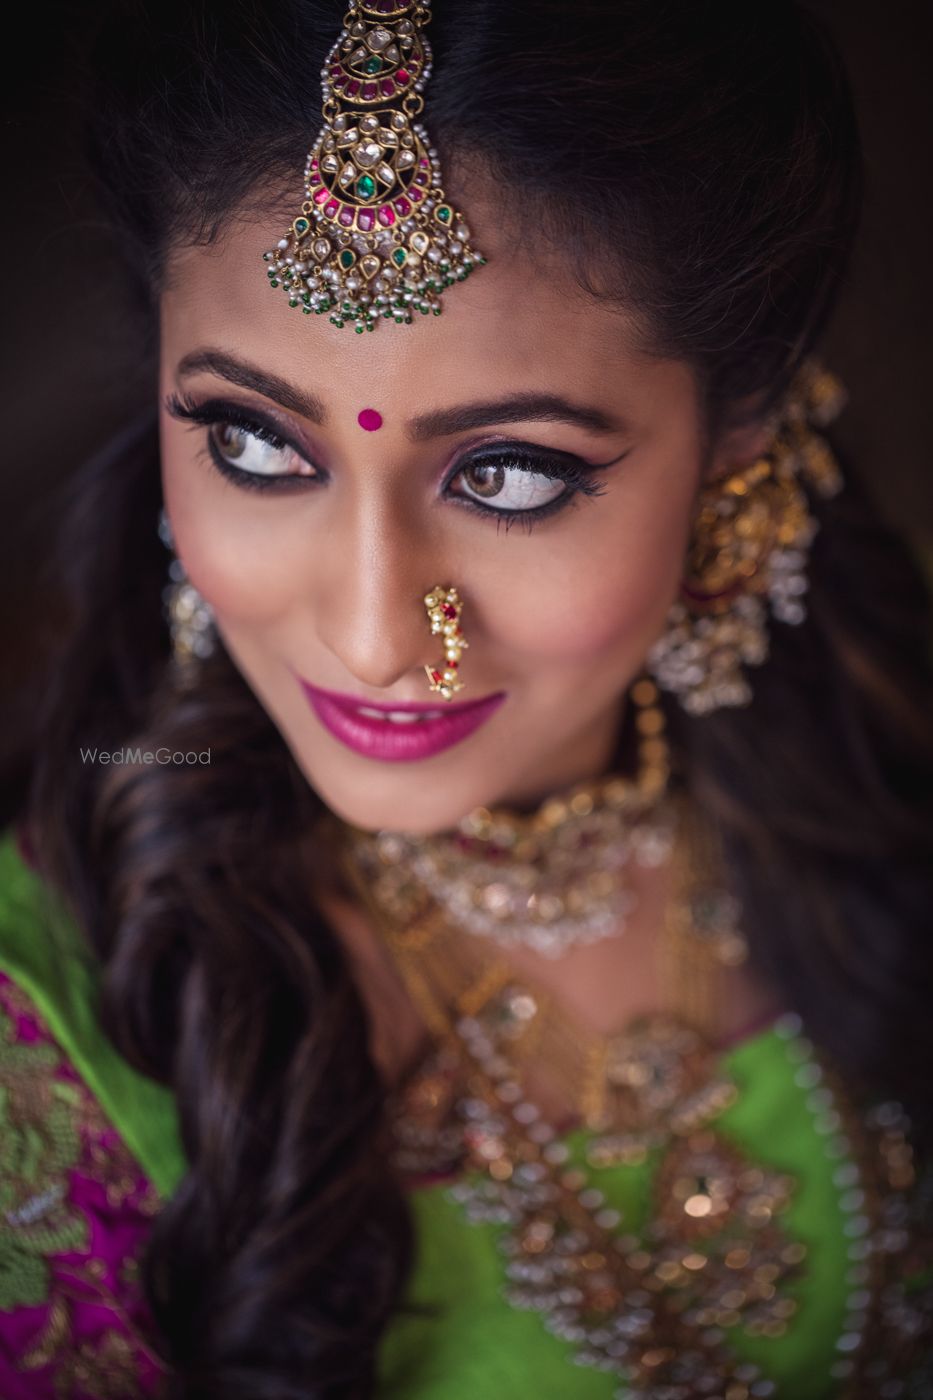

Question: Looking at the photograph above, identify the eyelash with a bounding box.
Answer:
[163,393,608,532]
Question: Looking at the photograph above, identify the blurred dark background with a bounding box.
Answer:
[2,0,932,716]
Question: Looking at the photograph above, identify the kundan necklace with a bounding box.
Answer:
[339,676,677,958]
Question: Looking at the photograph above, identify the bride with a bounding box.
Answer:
[1,1,931,1397]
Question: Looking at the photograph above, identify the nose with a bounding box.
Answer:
[314,498,447,695]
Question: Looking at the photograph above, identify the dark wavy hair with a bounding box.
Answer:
[6,1,933,1396]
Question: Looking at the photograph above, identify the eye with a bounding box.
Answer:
[208,421,315,479]
[456,456,567,512]
[447,445,606,523]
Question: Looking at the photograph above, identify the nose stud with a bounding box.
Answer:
[424,586,468,701]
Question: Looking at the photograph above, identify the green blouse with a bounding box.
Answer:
[0,827,928,1398]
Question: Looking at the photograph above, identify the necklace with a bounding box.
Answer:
[332,803,930,1400]
[341,675,678,957]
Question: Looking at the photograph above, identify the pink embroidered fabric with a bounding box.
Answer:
[0,969,167,1399]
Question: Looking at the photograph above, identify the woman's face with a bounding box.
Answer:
[159,186,734,835]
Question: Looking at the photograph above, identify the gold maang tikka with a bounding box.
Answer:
[262,1,485,333]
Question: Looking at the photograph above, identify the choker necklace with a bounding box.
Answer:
[338,676,678,958]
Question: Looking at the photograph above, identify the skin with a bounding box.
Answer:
[159,181,777,1070]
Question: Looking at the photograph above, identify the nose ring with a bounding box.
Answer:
[423,585,468,701]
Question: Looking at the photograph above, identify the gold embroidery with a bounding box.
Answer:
[0,975,167,1394]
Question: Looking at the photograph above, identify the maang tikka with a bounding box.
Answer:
[263,0,485,333]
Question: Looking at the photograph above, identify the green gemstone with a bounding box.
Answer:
[392,247,408,267]
[435,204,452,224]
[302,306,312,314]
[433,307,442,316]
[355,174,376,199]
[339,249,356,269]
[293,217,310,236]
[289,298,299,307]
[364,56,382,74]
[270,279,279,287]
[355,324,365,334]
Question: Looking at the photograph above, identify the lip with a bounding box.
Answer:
[296,678,507,763]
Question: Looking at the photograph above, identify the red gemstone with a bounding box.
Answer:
[347,79,361,96]
[330,65,343,76]
[357,209,375,232]
[333,74,347,88]
[394,196,412,215]
[442,604,457,619]
[380,78,396,97]
[338,207,354,226]
[313,187,330,205]
[430,669,442,684]
[408,186,423,201]
[324,200,339,217]
[449,660,458,668]
[396,69,410,84]
[362,82,377,99]
[377,206,395,226]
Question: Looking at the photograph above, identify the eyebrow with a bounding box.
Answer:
[176,348,629,440]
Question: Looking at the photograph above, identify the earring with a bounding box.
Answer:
[645,361,846,716]
[423,585,468,700]
[158,508,217,673]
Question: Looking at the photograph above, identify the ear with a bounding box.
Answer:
[703,399,774,485]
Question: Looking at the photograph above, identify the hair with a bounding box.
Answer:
[6,0,933,1396]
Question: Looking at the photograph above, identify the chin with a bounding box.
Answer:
[302,769,481,837]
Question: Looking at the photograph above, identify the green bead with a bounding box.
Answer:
[433,307,442,315]
[302,306,312,314]
[355,174,376,199]
[270,279,279,287]
[355,324,365,334]
[289,298,299,307]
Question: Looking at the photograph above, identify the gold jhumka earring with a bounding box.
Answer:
[645,361,846,715]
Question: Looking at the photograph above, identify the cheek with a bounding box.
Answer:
[161,427,312,627]
[482,473,695,668]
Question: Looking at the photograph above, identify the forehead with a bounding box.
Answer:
[160,193,662,412]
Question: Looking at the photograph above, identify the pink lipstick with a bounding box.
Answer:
[296,679,506,763]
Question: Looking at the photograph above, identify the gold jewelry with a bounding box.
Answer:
[157,508,216,677]
[262,1,486,333]
[339,781,754,1157]
[338,675,675,958]
[646,359,846,714]
[423,584,467,700]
